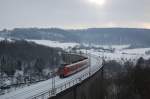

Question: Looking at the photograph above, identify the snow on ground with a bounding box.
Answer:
[27,40,79,50]
[0,37,4,41]
[120,48,150,55]
[0,37,14,42]
[80,48,150,64]
[92,51,140,64]
[82,43,130,50]
[109,45,130,50]
[97,45,130,50]
[0,54,102,99]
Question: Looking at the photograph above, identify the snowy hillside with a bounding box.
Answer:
[1,28,150,47]
[28,40,79,50]
[120,48,150,55]
[80,46,150,64]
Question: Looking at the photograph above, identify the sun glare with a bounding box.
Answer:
[88,0,106,6]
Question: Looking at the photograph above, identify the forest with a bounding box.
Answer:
[0,40,83,93]
[100,57,150,99]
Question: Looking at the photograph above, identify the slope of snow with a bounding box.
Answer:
[80,48,150,64]
[0,37,4,41]
[90,50,138,60]
[0,37,15,42]
[82,43,130,50]
[120,48,150,55]
[98,45,130,50]
[27,40,79,50]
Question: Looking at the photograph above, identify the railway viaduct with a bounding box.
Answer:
[50,65,104,99]
[0,53,104,99]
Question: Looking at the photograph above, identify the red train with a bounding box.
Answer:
[58,58,89,78]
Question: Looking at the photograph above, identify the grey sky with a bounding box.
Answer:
[0,0,150,29]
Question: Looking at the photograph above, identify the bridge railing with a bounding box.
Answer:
[27,54,102,99]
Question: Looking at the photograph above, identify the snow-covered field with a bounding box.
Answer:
[0,37,4,41]
[80,47,150,64]
[28,40,150,59]
[82,43,130,50]
[27,39,150,62]
[27,39,79,50]
[0,37,14,42]
[120,48,150,55]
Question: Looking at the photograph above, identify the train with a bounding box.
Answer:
[58,58,89,78]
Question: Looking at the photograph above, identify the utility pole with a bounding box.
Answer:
[89,53,91,76]
[51,56,56,96]
[51,70,56,96]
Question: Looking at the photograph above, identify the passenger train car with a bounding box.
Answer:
[58,58,89,78]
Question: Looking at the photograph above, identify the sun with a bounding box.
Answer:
[88,0,106,6]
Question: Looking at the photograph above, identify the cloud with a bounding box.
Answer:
[0,0,150,29]
[142,23,150,29]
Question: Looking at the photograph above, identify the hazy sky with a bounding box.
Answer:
[0,0,150,29]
